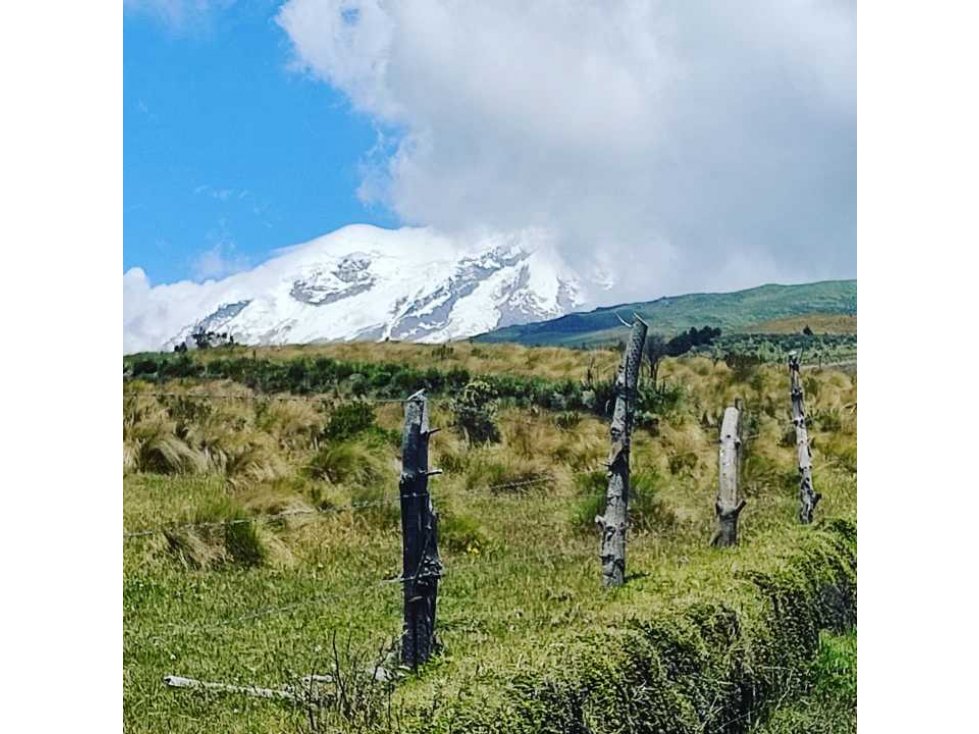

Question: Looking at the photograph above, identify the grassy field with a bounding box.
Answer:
[181,339,623,382]
[123,345,856,732]
[742,313,857,335]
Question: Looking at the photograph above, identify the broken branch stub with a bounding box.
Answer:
[596,317,648,587]
[789,356,821,524]
[399,391,443,669]
[712,405,746,547]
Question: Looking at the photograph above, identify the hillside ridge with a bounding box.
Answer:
[475,278,856,347]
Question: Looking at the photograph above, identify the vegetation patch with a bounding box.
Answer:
[392,521,855,734]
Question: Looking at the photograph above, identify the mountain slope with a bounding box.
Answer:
[474,280,856,346]
[123,225,582,353]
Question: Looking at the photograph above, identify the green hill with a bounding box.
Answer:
[474,279,856,346]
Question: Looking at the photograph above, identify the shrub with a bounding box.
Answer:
[347,373,368,398]
[322,402,376,441]
[452,379,501,445]
[725,352,765,382]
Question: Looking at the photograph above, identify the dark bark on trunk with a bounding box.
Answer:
[712,405,746,547]
[596,318,648,587]
[399,391,442,668]
[789,356,821,524]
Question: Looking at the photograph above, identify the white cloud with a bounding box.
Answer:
[278,0,855,303]
[124,0,237,30]
[123,267,205,353]
[191,239,250,280]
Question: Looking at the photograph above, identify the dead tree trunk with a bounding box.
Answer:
[164,675,302,703]
[399,391,442,669]
[712,405,746,546]
[789,356,821,524]
[596,317,648,587]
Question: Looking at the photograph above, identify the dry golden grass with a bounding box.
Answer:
[742,313,857,334]
[191,340,622,382]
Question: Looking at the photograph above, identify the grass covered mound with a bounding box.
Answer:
[751,630,857,734]
[392,520,855,734]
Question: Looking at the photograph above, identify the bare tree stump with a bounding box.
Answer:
[596,317,648,587]
[789,356,821,524]
[399,391,442,668]
[712,405,746,546]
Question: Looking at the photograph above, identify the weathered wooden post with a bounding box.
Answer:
[712,404,746,546]
[789,355,821,524]
[399,390,442,668]
[596,316,648,587]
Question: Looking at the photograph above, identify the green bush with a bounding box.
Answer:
[452,379,501,445]
[726,352,765,381]
[322,401,377,441]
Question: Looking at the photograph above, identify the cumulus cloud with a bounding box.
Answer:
[123,267,203,353]
[278,0,855,302]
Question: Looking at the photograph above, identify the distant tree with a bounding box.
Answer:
[191,329,233,349]
[724,352,764,382]
[322,402,376,442]
[664,326,721,357]
[191,330,210,349]
[644,334,669,388]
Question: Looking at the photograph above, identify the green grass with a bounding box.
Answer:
[750,631,857,733]
[123,349,856,732]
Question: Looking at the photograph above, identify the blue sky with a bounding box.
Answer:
[125,1,855,300]
[124,1,394,283]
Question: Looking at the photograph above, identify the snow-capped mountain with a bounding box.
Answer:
[123,225,586,353]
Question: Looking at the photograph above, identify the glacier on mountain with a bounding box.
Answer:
[123,225,586,353]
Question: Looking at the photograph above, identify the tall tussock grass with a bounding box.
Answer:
[306,441,391,487]
[571,469,676,533]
